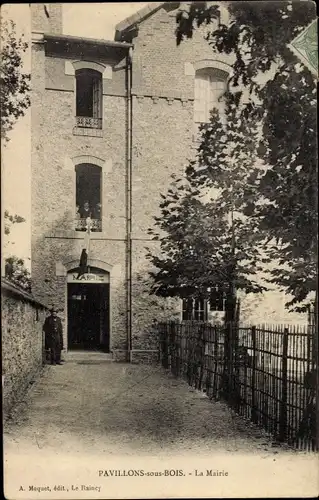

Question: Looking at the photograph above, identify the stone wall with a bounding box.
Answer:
[2,279,48,416]
[31,4,62,34]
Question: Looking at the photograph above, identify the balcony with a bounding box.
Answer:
[76,116,102,129]
[74,218,102,233]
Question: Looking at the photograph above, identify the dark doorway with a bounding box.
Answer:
[67,283,110,351]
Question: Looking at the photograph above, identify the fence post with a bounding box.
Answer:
[279,327,289,442]
[212,325,218,398]
[171,321,176,376]
[175,322,181,377]
[251,326,258,423]
[312,300,319,451]
[222,321,231,401]
[232,321,240,411]
[162,322,169,369]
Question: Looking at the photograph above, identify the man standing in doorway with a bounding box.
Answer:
[43,308,64,365]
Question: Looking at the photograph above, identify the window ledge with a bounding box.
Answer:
[45,229,108,239]
[73,127,103,138]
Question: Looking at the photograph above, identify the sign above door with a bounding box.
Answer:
[67,272,109,284]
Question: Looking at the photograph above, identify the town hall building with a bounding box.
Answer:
[30,3,303,362]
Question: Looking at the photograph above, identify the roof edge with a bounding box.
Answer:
[44,33,133,49]
[115,2,180,41]
[115,2,164,33]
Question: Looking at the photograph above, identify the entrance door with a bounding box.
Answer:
[67,283,110,351]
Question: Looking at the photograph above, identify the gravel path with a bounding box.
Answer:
[4,352,293,458]
[5,353,317,499]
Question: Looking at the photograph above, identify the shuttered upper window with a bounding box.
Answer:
[194,69,226,124]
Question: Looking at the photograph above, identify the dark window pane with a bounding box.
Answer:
[75,69,102,120]
[75,164,102,231]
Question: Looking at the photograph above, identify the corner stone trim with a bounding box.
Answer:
[65,60,112,80]
[184,62,195,76]
[31,31,45,44]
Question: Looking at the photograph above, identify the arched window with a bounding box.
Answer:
[194,68,227,125]
[75,69,102,129]
[75,164,102,232]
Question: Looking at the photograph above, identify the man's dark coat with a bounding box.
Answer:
[43,316,63,350]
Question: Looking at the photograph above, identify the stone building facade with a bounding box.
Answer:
[30,3,306,362]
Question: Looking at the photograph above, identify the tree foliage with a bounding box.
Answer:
[174,1,317,311]
[4,211,29,292]
[147,104,266,304]
[1,20,30,288]
[0,19,30,141]
[4,209,25,235]
[5,255,31,292]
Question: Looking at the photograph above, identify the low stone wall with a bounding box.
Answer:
[2,279,48,416]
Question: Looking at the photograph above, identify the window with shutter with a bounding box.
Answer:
[75,69,102,129]
[92,76,102,120]
[193,68,227,140]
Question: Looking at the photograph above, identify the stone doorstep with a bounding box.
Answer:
[64,351,114,362]
[63,350,160,364]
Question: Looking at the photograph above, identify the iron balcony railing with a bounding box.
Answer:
[76,116,102,129]
[74,218,102,232]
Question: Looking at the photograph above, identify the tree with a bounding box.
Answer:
[0,19,30,142]
[5,256,31,292]
[147,104,266,322]
[175,1,317,311]
[3,210,30,291]
[1,19,30,280]
[4,209,25,236]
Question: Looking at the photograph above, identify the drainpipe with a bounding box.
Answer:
[126,47,133,363]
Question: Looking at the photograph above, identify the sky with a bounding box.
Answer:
[2,3,148,267]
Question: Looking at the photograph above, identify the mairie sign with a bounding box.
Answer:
[67,272,109,284]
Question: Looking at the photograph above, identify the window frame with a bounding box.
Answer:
[75,68,103,130]
[194,70,227,124]
[74,163,103,233]
[193,65,229,142]
[182,298,208,321]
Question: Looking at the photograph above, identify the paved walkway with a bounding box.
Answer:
[4,352,289,458]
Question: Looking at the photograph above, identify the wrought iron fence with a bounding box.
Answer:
[158,321,318,451]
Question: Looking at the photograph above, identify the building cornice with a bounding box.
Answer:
[44,33,133,50]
